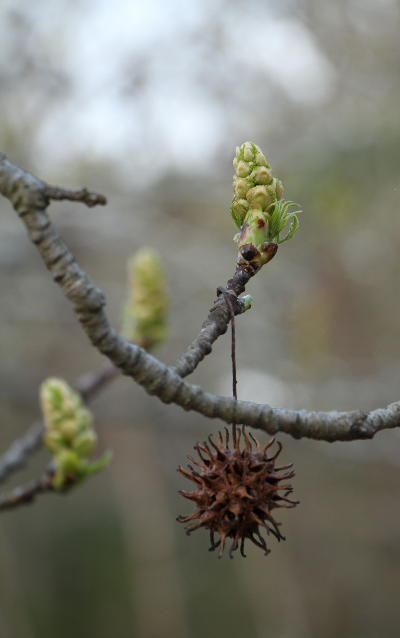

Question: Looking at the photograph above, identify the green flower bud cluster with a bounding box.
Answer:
[40,378,111,490]
[231,142,300,270]
[122,248,167,351]
[232,142,283,228]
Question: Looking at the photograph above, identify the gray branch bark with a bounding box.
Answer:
[173,275,253,378]
[1,153,399,442]
[0,422,43,483]
[0,474,53,511]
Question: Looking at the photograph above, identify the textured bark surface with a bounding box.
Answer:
[1,153,400,442]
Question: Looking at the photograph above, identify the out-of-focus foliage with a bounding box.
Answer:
[1,1,400,637]
[121,248,167,350]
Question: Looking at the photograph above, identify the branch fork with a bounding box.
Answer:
[0,152,398,459]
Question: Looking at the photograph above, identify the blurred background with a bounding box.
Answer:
[1,0,400,636]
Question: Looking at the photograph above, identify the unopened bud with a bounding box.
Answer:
[233,177,251,198]
[246,185,275,211]
[275,179,284,199]
[41,378,92,442]
[240,295,253,311]
[44,430,64,454]
[235,160,251,178]
[231,198,249,228]
[72,430,97,457]
[255,151,269,167]
[250,166,273,186]
[242,142,256,162]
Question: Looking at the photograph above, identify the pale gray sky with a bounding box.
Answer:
[1,0,335,180]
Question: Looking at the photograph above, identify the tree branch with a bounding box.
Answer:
[0,474,53,511]
[44,185,107,208]
[0,464,80,511]
[0,422,43,484]
[1,153,400,442]
[173,274,252,378]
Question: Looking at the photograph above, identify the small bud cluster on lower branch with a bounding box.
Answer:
[41,378,111,490]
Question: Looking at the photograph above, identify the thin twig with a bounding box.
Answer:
[0,462,78,512]
[0,422,43,483]
[44,185,107,208]
[0,474,53,511]
[174,268,254,378]
[75,362,120,402]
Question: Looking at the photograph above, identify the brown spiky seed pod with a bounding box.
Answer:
[177,427,298,558]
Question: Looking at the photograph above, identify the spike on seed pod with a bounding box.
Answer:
[177,427,298,558]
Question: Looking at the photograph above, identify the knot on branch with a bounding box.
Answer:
[349,411,371,439]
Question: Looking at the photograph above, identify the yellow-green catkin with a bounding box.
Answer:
[40,378,111,490]
[122,248,167,350]
[231,142,300,270]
